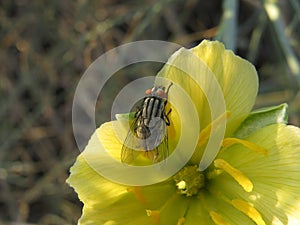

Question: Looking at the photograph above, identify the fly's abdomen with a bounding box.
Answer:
[135,121,150,139]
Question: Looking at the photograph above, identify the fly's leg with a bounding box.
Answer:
[164,108,172,126]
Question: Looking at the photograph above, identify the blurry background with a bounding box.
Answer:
[1,0,299,224]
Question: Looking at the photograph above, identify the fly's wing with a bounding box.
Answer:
[146,134,168,163]
[121,98,146,164]
[130,98,145,114]
[121,113,142,164]
[157,133,169,162]
[145,117,168,163]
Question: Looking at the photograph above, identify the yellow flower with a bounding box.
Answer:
[67,40,300,225]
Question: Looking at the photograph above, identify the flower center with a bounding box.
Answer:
[173,165,205,196]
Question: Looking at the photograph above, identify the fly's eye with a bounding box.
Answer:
[145,89,152,95]
[157,90,167,98]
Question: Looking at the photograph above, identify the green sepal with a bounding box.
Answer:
[234,103,288,138]
[115,112,135,130]
[115,112,136,121]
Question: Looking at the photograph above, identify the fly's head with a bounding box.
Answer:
[145,83,173,100]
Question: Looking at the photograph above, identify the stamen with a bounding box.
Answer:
[146,210,160,224]
[231,199,266,225]
[209,211,230,225]
[173,165,205,196]
[177,217,185,225]
[197,111,230,148]
[128,187,147,204]
[222,138,268,156]
[214,159,253,192]
[147,194,187,225]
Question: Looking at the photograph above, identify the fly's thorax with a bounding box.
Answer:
[133,96,167,143]
[142,96,166,127]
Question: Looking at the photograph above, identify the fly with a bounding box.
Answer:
[121,83,173,164]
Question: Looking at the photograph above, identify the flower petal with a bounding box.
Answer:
[182,191,254,225]
[157,40,258,136]
[212,124,300,224]
[68,120,190,224]
[67,154,127,208]
[67,132,162,224]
